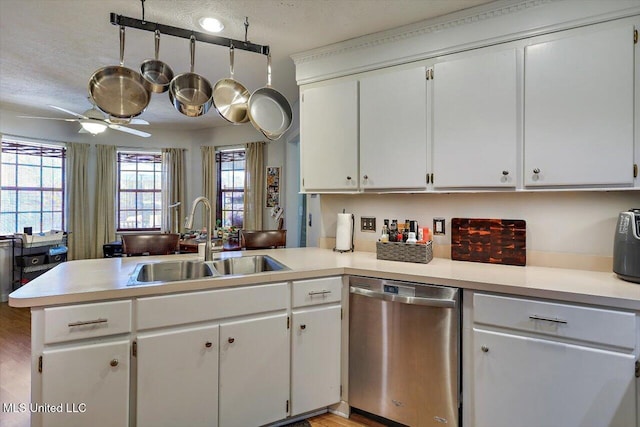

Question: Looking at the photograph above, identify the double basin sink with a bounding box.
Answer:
[128,255,289,286]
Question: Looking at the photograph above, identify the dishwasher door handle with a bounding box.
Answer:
[350,286,456,308]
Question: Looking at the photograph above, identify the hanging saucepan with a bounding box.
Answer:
[88,26,151,119]
[212,45,250,124]
[169,36,213,117]
[247,53,292,141]
[140,30,174,93]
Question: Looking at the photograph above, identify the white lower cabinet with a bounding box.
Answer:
[41,339,130,427]
[291,305,342,416]
[473,329,636,427]
[219,313,290,427]
[467,292,638,427]
[136,324,220,427]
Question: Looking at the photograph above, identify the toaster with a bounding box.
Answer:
[613,209,640,283]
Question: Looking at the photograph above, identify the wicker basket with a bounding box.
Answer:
[376,241,433,264]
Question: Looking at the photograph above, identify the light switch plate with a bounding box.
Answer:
[361,216,376,232]
[433,218,446,235]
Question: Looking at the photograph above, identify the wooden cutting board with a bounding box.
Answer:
[451,218,526,266]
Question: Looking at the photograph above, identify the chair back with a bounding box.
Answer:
[241,230,286,250]
[121,233,180,256]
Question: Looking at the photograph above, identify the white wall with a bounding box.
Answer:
[317,190,639,258]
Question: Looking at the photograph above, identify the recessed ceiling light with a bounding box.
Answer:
[199,17,224,33]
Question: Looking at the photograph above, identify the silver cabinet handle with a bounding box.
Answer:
[529,315,567,324]
[308,290,331,296]
[502,170,509,176]
[533,168,541,174]
[110,359,119,367]
[481,345,489,353]
[68,318,108,327]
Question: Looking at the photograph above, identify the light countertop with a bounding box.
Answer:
[9,247,640,310]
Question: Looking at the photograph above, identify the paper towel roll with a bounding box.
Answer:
[335,213,354,251]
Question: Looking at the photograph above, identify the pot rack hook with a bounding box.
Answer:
[140,0,146,22]
[244,17,249,43]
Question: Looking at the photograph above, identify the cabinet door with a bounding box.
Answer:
[524,25,634,186]
[473,329,636,427]
[41,340,129,427]
[291,305,342,416]
[219,313,289,427]
[136,325,219,427]
[300,81,359,191]
[433,49,517,188]
[360,67,427,190]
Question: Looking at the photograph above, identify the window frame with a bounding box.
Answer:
[0,138,66,235]
[116,151,163,232]
[216,149,245,228]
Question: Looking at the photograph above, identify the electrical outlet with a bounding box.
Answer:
[361,216,376,232]
[433,218,446,235]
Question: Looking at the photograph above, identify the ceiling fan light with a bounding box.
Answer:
[80,120,108,135]
[199,17,224,33]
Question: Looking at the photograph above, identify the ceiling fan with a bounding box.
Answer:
[19,104,152,138]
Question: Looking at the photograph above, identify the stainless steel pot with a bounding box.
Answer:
[248,53,292,140]
[88,26,150,119]
[140,30,174,94]
[169,36,213,117]
[212,46,250,124]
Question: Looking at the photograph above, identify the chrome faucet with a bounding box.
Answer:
[184,196,213,261]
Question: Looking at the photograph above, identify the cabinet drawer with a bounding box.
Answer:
[292,277,342,308]
[137,282,288,330]
[473,293,636,350]
[44,300,132,344]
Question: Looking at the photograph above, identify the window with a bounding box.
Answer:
[0,139,65,235]
[117,151,162,231]
[216,149,245,228]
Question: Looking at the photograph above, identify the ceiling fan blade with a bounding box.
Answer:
[129,118,149,125]
[109,124,151,138]
[18,115,78,122]
[49,105,87,119]
[105,117,149,125]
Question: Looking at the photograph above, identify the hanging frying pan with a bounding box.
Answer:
[169,36,213,117]
[140,30,174,93]
[247,53,292,140]
[88,26,151,119]
[212,45,250,124]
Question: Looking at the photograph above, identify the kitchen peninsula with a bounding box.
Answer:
[10,247,640,427]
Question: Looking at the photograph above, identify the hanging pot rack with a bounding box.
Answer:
[109,13,270,56]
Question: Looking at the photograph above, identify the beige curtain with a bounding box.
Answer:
[65,142,91,260]
[93,144,117,258]
[244,141,265,230]
[161,148,186,234]
[201,146,217,228]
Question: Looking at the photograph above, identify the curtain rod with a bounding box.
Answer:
[1,133,66,147]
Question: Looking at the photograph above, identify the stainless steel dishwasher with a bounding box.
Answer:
[349,276,460,427]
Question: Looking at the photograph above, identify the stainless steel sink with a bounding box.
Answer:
[127,255,289,286]
[129,260,217,285]
[210,255,289,276]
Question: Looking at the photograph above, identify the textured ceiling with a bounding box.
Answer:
[0,0,493,132]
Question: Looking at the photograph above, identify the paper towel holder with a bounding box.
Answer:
[333,212,355,253]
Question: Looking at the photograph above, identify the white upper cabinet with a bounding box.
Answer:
[300,80,359,191]
[433,49,518,188]
[360,66,428,190]
[524,24,635,187]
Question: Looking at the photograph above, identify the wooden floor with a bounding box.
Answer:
[0,302,383,427]
[0,302,31,427]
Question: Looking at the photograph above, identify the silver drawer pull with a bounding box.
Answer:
[308,290,331,296]
[68,318,108,327]
[529,315,567,325]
